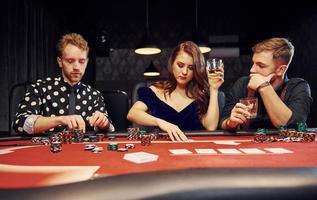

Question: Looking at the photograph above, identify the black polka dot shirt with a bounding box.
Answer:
[13,76,113,134]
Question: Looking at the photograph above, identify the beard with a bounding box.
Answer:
[268,72,278,84]
[70,73,82,82]
[63,72,83,85]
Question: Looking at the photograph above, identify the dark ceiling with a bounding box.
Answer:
[33,0,317,53]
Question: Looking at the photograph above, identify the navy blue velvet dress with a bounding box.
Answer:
[138,87,204,130]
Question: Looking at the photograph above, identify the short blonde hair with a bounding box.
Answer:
[252,37,294,66]
[57,33,89,57]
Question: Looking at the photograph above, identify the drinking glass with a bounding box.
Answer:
[239,97,258,119]
[206,58,224,74]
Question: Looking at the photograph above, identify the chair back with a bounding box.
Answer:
[101,90,130,131]
[218,91,226,115]
[131,82,147,104]
[131,82,150,128]
[9,82,31,135]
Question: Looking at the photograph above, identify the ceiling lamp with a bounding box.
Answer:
[135,0,161,55]
[143,60,160,77]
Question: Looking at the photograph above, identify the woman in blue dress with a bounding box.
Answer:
[127,41,224,141]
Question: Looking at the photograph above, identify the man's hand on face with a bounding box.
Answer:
[248,73,275,90]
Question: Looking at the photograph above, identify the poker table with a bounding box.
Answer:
[1,130,317,200]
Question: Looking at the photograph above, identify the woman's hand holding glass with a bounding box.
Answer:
[206,58,224,90]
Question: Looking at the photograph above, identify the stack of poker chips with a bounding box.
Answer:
[127,128,170,146]
[159,133,170,140]
[50,141,62,153]
[62,130,73,144]
[108,143,118,151]
[52,132,63,142]
[140,134,151,146]
[127,128,140,140]
[149,133,158,140]
[253,129,268,143]
[49,133,63,153]
[50,133,63,143]
[296,122,307,132]
[89,135,98,142]
[149,128,169,140]
[96,133,105,142]
[149,129,163,140]
[31,137,50,145]
[279,123,315,142]
[277,125,288,138]
[254,124,316,143]
[73,129,85,143]
[295,122,315,142]
[303,133,316,142]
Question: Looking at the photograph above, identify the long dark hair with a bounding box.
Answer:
[153,41,209,119]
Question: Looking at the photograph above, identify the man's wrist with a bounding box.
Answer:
[226,119,236,130]
[256,81,270,92]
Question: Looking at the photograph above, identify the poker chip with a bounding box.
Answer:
[117,148,128,152]
[31,137,42,144]
[140,134,151,146]
[256,128,268,134]
[126,128,162,145]
[108,136,117,141]
[93,146,103,151]
[92,147,104,153]
[84,144,96,150]
[89,135,98,142]
[108,143,118,151]
[31,137,51,145]
[277,125,288,130]
[96,133,105,142]
[127,128,140,140]
[304,133,316,142]
[159,133,170,140]
[130,129,147,140]
[254,132,266,143]
[41,139,51,145]
[50,141,62,153]
[125,144,135,149]
[254,126,316,143]
[62,130,73,144]
[73,129,85,143]
[296,122,307,132]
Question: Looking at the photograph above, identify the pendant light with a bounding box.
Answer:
[135,0,161,55]
[143,60,160,77]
